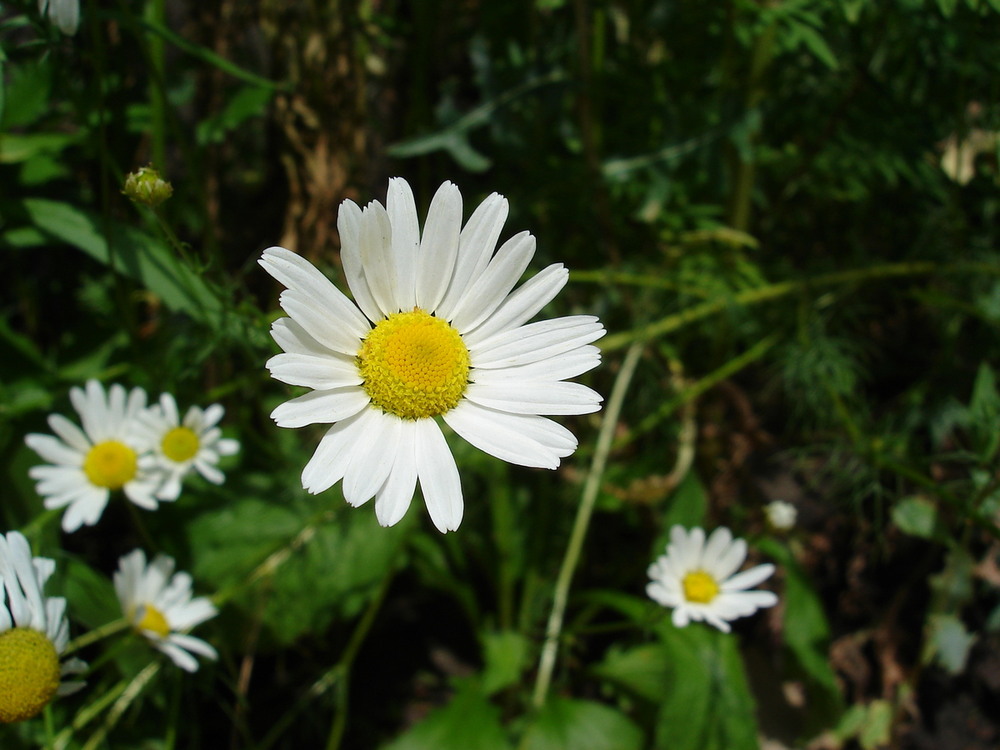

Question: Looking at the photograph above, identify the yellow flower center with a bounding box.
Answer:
[357,309,470,420]
[135,604,172,638]
[682,570,720,604]
[161,426,200,463]
[83,440,138,489]
[0,628,61,724]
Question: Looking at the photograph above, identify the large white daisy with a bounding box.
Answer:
[646,525,778,633]
[114,549,218,673]
[137,393,240,501]
[25,381,164,532]
[260,177,605,532]
[0,531,86,724]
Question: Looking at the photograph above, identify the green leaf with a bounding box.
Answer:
[0,58,52,128]
[591,643,671,703]
[521,697,643,750]
[795,24,839,69]
[196,85,273,145]
[651,626,758,750]
[968,363,1000,460]
[891,496,940,540]
[480,630,530,695]
[661,470,707,531]
[55,556,121,631]
[381,681,511,750]
[20,198,223,325]
[189,497,407,644]
[924,613,975,673]
[0,133,80,164]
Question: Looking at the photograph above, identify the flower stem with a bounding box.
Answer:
[63,618,130,656]
[532,341,644,708]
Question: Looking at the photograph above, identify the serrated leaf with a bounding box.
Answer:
[381,681,511,750]
[522,697,643,750]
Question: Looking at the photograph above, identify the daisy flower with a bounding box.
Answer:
[646,525,778,633]
[137,392,240,501]
[25,380,163,532]
[0,531,86,723]
[260,177,604,532]
[114,549,218,673]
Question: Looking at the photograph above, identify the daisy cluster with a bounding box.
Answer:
[25,380,239,533]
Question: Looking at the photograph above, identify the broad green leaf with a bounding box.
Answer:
[381,681,511,750]
[189,496,407,644]
[521,697,643,750]
[924,614,975,673]
[20,198,223,326]
[591,643,671,703]
[0,133,80,164]
[891,496,940,540]
[54,556,121,631]
[481,630,530,695]
[0,58,52,128]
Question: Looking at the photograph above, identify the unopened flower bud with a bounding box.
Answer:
[765,500,797,531]
[123,166,173,208]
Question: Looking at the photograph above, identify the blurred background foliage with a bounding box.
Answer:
[2,0,1000,747]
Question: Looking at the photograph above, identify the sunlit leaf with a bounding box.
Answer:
[521,697,643,750]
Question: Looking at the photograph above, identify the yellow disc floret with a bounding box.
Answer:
[358,309,470,420]
[83,440,138,489]
[135,604,172,639]
[682,570,720,604]
[0,628,61,723]
[161,427,200,463]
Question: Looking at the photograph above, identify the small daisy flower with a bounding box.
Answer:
[138,393,240,501]
[0,531,86,723]
[647,525,778,633]
[764,500,797,531]
[114,550,218,673]
[260,177,605,533]
[25,381,163,532]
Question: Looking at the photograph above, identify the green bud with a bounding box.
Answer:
[123,166,173,208]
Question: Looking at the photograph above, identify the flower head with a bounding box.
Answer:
[114,550,218,673]
[647,525,777,633]
[25,381,163,532]
[122,166,173,208]
[137,393,240,500]
[260,177,604,532]
[0,532,86,723]
[764,500,797,531]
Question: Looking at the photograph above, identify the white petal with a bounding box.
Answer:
[278,290,366,356]
[462,263,569,347]
[270,316,332,358]
[464,381,603,416]
[413,419,463,532]
[443,401,571,469]
[436,192,509,321]
[300,410,372,493]
[156,641,200,672]
[712,537,748,581]
[416,181,462,312]
[470,346,601,384]
[47,413,92,452]
[374,430,417,527]
[470,316,605,369]
[266,352,363,390]
[722,563,775,592]
[359,201,398,316]
[339,199,384,323]
[270,387,370,428]
[387,177,420,309]
[60,493,109,531]
[342,412,402,508]
[259,247,370,337]
[448,231,535,333]
[24,434,82,466]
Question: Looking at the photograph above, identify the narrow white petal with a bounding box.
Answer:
[24,434,82,466]
[414,419,463,532]
[448,231,535,333]
[278,290,366,356]
[436,192,509,321]
[259,247,370,336]
[342,412,401,508]
[464,381,603,416]
[387,177,420,309]
[712,537,749,581]
[443,401,567,469]
[416,181,462,312]
[470,316,605,369]
[47,413,92,452]
[721,563,775,592]
[270,387,370,428]
[339,199,384,323]
[169,633,218,661]
[470,346,601,384]
[300,410,372,493]
[266,352,363,390]
[156,641,200,672]
[703,527,734,567]
[359,201,398,315]
[462,263,569,347]
[269,317,329,357]
[61,494,108,532]
[374,431,417,527]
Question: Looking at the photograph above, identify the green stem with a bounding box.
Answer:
[52,680,131,750]
[600,261,1000,351]
[63,618,130,656]
[81,662,162,750]
[531,342,645,708]
[144,0,167,170]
